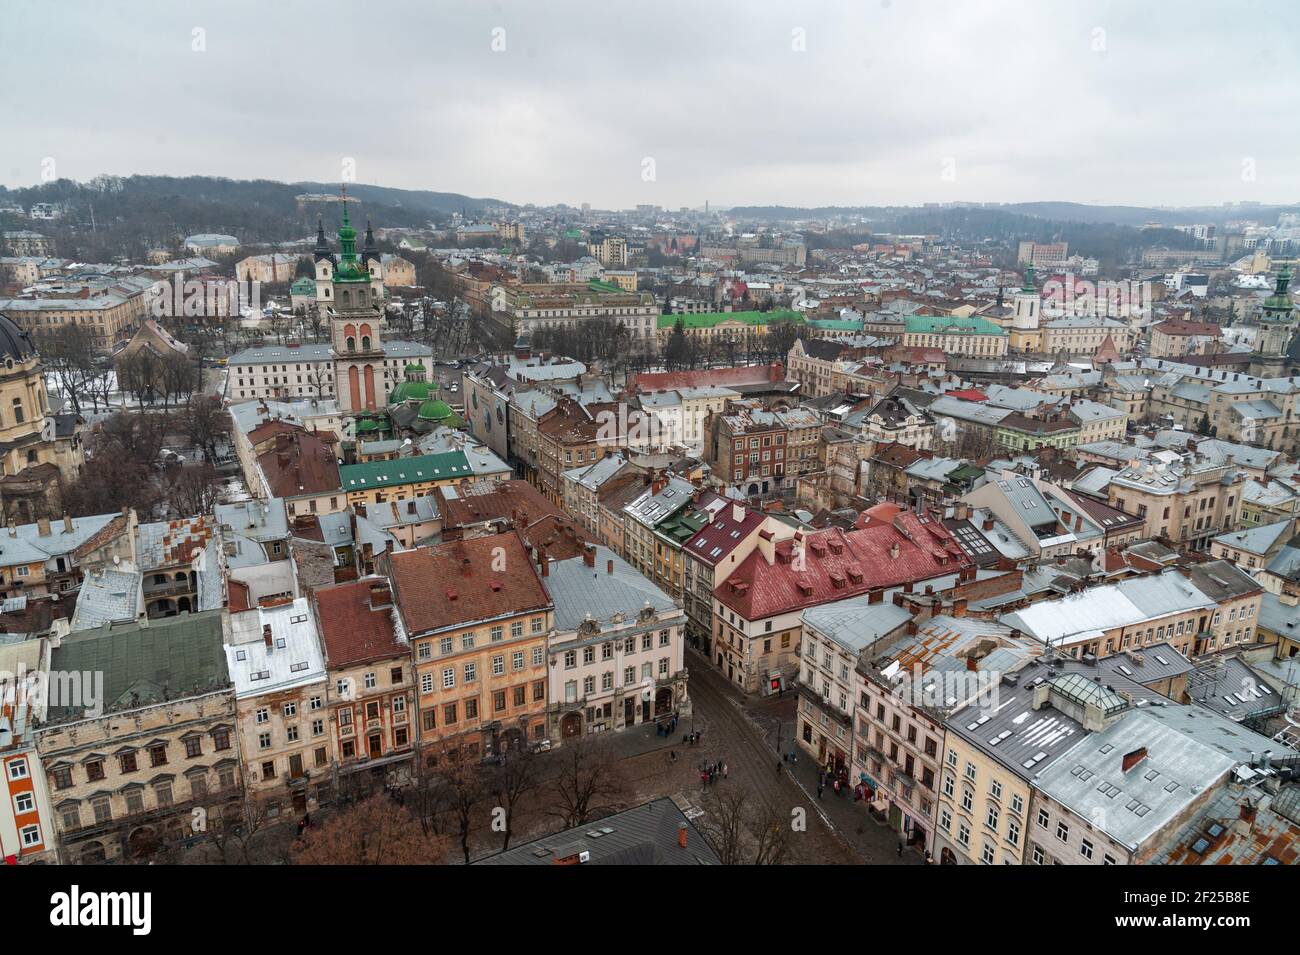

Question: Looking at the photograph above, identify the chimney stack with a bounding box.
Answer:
[1120,746,1148,773]
[263,624,273,649]
[607,559,614,576]
[369,581,392,608]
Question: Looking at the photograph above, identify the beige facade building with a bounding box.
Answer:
[37,612,241,864]
[1107,456,1244,550]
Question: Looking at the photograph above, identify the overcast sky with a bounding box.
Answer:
[3,0,1298,209]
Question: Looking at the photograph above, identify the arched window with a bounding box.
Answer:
[346,337,355,351]
[361,336,370,351]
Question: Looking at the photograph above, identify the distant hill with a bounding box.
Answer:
[728,200,1300,230]
[1000,202,1199,227]
[0,174,513,261]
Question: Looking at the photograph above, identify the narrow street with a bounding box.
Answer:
[674,652,927,865]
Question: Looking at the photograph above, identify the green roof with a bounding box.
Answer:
[656,309,803,330]
[389,378,436,405]
[654,506,711,546]
[339,450,474,491]
[588,279,624,293]
[419,398,454,421]
[808,318,863,330]
[291,277,316,293]
[48,611,230,724]
[904,314,1006,336]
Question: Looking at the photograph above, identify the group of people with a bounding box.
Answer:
[655,714,680,737]
[699,760,728,789]
[816,761,850,799]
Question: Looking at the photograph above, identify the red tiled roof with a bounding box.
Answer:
[714,512,969,621]
[313,577,406,667]
[683,501,767,567]
[871,443,927,469]
[1153,319,1222,338]
[257,427,341,499]
[389,530,551,635]
[519,514,594,560]
[946,388,987,402]
[631,363,784,394]
[437,479,565,530]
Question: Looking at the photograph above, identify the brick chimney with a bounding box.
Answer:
[1120,746,1148,773]
[607,559,615,576]
[678,824,688,849]
[582,545,595,568]
[952,598,968,617]
[538,546,549,577]
[262,624,273,648]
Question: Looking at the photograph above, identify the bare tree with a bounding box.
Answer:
[485,748,541,851]
[291,793,450,865]
[696,788,791,865]
[549,735,630,829]
[181,394,229,464]
[165,463,222,516]
[432,750,490,864]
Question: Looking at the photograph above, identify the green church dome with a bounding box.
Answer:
[418,398,453,421]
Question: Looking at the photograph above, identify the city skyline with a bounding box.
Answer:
[4,0,1300,208]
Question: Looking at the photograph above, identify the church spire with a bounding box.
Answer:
[1262,264,1294,323]
[313,216,334,262]
[1022,264,1036,293]
[332,185,367,283]
[362,219,380,265]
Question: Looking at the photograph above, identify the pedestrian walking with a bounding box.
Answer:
[776,760,782,775]
[722,761,728,779]
[817,783,824,799]
[896,841,903,858]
